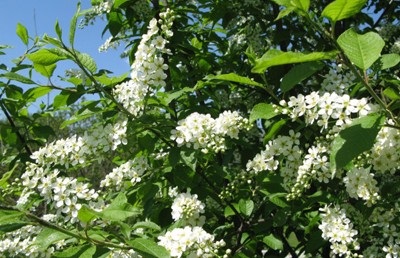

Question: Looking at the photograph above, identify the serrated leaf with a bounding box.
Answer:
[249,103,278,123]
[207,73,264,87]
[27,49,67,65]
[76,52,97,73]
[16,23,29,45]
[322,0,367,22]
[129,238,170,258]
[263,234,284,250]
[330,113,384,172]
[238,199,254,217]
[252,50,337,73]
[1,72,35,84]
[337,29,385,70]
[280,62,323,92]
[34,228,71,251]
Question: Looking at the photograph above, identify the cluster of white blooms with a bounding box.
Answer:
[343,167,380,206]
[100,157,149,190]
[321,65,356,94]
[158,226,226,258]
[93,0,113,14]
[171,191,205,226]
[370,121,400,173]
[113,9,174,116]
[20,163,99,223]
[0,225,52,257]
[99,36,120,52]
[106,249,142,258]
[319,205,360,257]
[279,91,378,130]
[30,121,128,168]
[171,111,251,153]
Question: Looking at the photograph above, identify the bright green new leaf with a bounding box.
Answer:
[249,103,279,123]
[77,205,98,223]
[322,0,367,22]
[207,73,264,87]
[16,23,29,45]
[70,3,81,47]
[33,228,71,251]
[0,164,18,189]
[263,234,284,250]
[238,199,254,217]
[33,63,57,78]
[374,53,400,71]
[27,49,67,65]
[252,49,337,73]
[76,52,97,73]
[264,119,287,142]
[330,113,385,172]
[272,0,309,18]
[99,192,141,222]
[280,62,323,92]
[55,20,62,40]
[383,87,400,100]
[337,29,385,70]
[129,238,170,258]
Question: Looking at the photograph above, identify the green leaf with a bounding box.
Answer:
[23,86,52,103]
[162,87,194,105]
[322,0,367,22]
[53,244,95,258]
[129,238,170,258]
[252,50,337,73]
[0,209,26,226]
[272,0,309,17]
[77,205,98,223]
[330,113,385,172]
[55,20,63,40]
[107,11,123,37]
[0,163,18,189]
[269,193,289,208]
[76,52,97,73]
[263,234,284,250]
[53,91,83,108]
[374,53,400,71]
[33,228,71,251]
[249,103,278,123]
[207,73,264,87]
[280,62,323,92]
[337,29,385,70]
[32,125,55,139]
[383,87,400,100]
[70,3,81,47]
[238,199,254,217]
[27,49,67,65]
[34,63,57,78]
[264,119,287,142]
[1,72,35,84]
[99,192,141,222]
[16,23,29,45]
[113,0,129,8]
[132,221,161,232]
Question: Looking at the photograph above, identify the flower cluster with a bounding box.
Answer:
[99,36,120,52]
[321,65,356,94]
[319,205,360,257]
[30,120,128,168]
[343,167,380,206]
[20,164,99,223]
[158,226,226,258]
[279,91,378,130]
[100,157,149,190]
[171,191,205,226]
[370,121,400,174]
[113,9,174,116]
[171,111,251,153]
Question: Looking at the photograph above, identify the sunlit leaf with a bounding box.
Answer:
[16,23,29,45]
[322,0,367,22]
[129,238,170,258]
[263,234,284,250]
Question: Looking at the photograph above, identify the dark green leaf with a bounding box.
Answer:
[129,238,170,258]
[16,23,29,45]
[280,62,323,92]
[337,29,385,70]
[330,113,385,172]
[269,193,289,208]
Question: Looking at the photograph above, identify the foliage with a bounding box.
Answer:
[1,0,400,257]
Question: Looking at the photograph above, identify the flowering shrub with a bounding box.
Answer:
[1,0,400,257]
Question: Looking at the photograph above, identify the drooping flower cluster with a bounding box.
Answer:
[279,91,378,130]
[319,205,360,257]
[171,111,251,153]
[19,164,99,223]
[158,226,226,258]
[30,120,128,168]
[100,157,149,190]
[171,191,205,226]
[343,167,380,206]
[113,9,174,116]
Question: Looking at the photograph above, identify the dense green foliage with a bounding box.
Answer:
[1,0,400,257]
